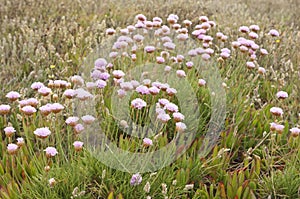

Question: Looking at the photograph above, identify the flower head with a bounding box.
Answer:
[81,115,95,125]
[73,141,84,151]
[0,104,11,115]
[7,143,18,155]
[131,98,147,109]
[31,82,45,90]
[290,127,300,137]
[44,147,58,157]
[270,107,283,116]
[276,91,288,99]
[6,91,21,101]
[34,127,51,138]
[21,105,37,115]
[269,29,279,37]
[49,178,56,187]
[4,126,16,137]
[74,124,84,134]
[38,87,52,96]
[130,173,142,186]
[143,138,153,147]
[17,137,25,147]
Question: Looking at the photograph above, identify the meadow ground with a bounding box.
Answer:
[1,0,300,198]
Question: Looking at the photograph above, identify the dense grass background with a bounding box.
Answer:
[1,0,300,198]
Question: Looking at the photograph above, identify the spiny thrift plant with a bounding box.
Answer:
[1,2,300,198]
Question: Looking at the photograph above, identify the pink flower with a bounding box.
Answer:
[27,98,39,107]
[21,105,37,115]
[274,124,285,134]
[173,112,185,122]
[164,103,178,113]
[183,19,192,26]
[117,89,126,98]
[34,127,51,138]
[136,85,150,95]
[112,70,125,79]
[220,52,230,59]
[163,42,176,50]
[131,98,147,109]
[157,112,171,123]
[38,87,52,96]
[176,70,186,78]
[270,122,278,131]
[39,104,52,116]
[44,147,58,157]
[0,104,11,115]
[249,25,260,32]
[136,14,147,21]
[149,86,160,95]
[290,127,300,137]
[268,29,279,37]
[131,80,140,88]
[94,58,107,70]
[176,122,187,132]
[153,17,163,23]
[239,46,248,52]
[201,53,210,61]
[276,91,288,99]
[232,41,241,48]
[167,14,178,24]
[74,124,84,134]
[130,173,142,186]
[198,79,206,87]
[120,28,129,35]
[75,88,93,101]
[6,91,20,101]
[188,49,197,57]
[127,25,136,32]
[66,117,79,126]
[186,61,193,69]
[106,28,116,35]
[144,46,156,53]
[31,82,45,90]
[49,178,56,187]
[7,143,18,155]
[158,98,170,107]
[239,26,250,33]
[260,48,269,55]
[203,35,213,43]
[96,79,107,89]
[63,89,76,99]
[200,22,210,30]
[50,103,64,113]
[53,80,68,88]
[156,56,165,64]
[16,137,25,147]
[270,107,283,116]
[143,138,153,147]
[246,61,255,69]
[249,32,258,39]
[199,16,208,22]
[177,33,188,41]
[4,126,16,137]
[258,67,266,75]
[71,75,84,86]
[109,52,118,59]
[73,141,84,151]
[166,87,177,96]
[133,34,144,42]
[81,115,95,125]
